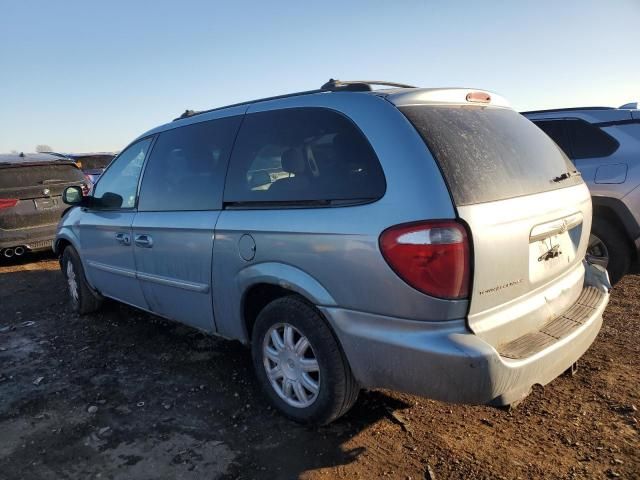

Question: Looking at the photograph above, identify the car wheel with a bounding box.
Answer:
[588,217,631,285]
[61,246,103,315]
[251,296,359,425]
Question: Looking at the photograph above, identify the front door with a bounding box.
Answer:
[131,112,243,332]
[80,137,153,309]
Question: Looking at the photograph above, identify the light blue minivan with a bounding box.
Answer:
[56,80,610,424]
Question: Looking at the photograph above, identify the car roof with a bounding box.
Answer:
[135,80,509,142]
[0,152,76,165]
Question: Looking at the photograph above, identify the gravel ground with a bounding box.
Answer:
[0,253,638,479]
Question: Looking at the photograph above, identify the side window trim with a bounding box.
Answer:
[133,134,159,210]
[89,135,157,212]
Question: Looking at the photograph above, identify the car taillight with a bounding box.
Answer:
[0,199,18,209]
[379,220,470,299]
[81,183,90,196]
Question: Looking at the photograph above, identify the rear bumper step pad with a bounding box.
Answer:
[498,286,606,360]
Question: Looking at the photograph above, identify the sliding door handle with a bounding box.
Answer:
[115,232,131,246]
[134,234,153,248]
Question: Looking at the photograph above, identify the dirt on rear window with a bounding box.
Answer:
[400,105,583,206]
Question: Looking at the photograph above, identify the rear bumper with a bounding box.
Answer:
[0,223,57,251]
[321,261,610,405]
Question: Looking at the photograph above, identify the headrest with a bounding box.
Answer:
[281,148,306,174]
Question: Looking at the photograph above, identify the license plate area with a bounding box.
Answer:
[34,198,58,210]
[529,224,582,283]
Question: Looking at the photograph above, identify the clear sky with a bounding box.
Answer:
[1,0,638,153]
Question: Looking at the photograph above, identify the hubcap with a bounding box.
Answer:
[587,234,609,269]
[66,261,79,303]
[262,323,320,408]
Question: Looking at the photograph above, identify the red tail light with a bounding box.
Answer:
[0,199,18,210]
[379,220,470,299]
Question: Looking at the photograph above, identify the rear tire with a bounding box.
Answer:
[589,217,631,285]
[251,296,359,425]
[61,246,103,315]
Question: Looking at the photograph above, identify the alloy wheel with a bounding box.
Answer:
[262,323,321,408]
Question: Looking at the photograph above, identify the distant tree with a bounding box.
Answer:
[36,144,53,153]
[10,150,18,154]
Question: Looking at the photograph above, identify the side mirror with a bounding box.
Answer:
[100,192,124,209]
[62,186,84,206]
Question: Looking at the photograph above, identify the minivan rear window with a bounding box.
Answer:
[400,106,582,206]
[0,163,84,190]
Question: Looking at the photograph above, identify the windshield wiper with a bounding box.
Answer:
[552,170,581,183]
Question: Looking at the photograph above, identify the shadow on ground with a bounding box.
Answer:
[0,261,410,479]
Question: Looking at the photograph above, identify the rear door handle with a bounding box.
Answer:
[134,234,153,248]
[115,232,131,246]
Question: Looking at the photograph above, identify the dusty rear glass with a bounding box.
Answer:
[0,163,84,190]
[400,105,582,206]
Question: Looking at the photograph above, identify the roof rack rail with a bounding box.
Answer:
[172,79,415,122]
[320,78,416,91]
[521,106,615,115]
[172,88,326,122]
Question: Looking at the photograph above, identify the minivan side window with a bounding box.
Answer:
[92,137,152,209]
[224,108,385,205]
[138,116,242,211]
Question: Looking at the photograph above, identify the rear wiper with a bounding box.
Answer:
[552,170,581,183]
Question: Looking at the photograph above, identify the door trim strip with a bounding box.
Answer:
[136,271,210,293]
[87,260,210,293]
[87,260,136,278]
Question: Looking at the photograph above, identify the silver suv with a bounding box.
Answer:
[55,80,611,424]
[524,104,640,284]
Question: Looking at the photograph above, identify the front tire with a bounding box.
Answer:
[251,296,359,425]
[61,246,103,315]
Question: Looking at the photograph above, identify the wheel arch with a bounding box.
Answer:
[591,196,639,264]
[53,231,80,256]
[236,262,338,343]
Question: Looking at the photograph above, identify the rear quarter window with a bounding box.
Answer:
[533,120,572,158]
[400,105,582,206]
[224,107,385,205]
[564,119,619,159]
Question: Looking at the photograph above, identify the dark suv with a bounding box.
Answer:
[0,152,87,258]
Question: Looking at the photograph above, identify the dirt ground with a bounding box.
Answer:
[0,253,638,480]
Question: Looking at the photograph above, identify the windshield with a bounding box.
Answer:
[400,105,582,206]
